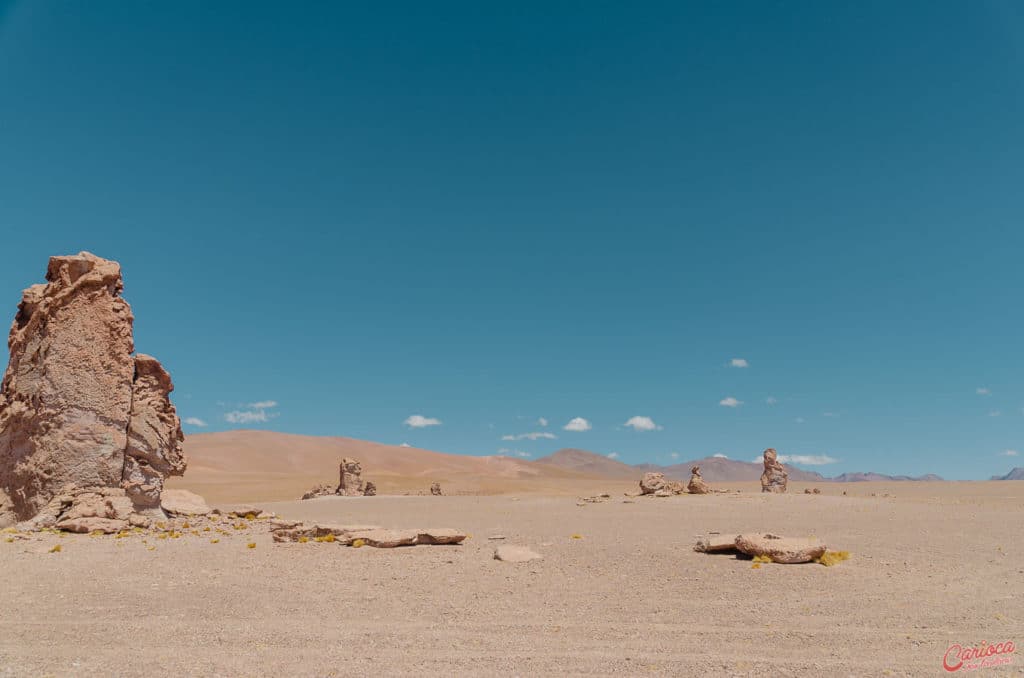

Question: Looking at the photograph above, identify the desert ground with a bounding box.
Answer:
[2,478,1022,676]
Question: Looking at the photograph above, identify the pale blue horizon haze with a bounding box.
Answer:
[1,1,1022,480]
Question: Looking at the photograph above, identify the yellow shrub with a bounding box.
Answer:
[752,555,772,564]
[298,536,309,543]
[351,538,366,548]
[816,550,851,567]
[49,544,62,553]
[247,542,256,549]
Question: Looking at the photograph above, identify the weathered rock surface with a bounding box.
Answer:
[734,533,826,564]
[336,458,364,496]
[269,521,466,547]
[430,482,443,496]
[693,533,740,553]
[494,545,543,563]
[0,253,186,527]
[639,472,667,495]
[687,466,710,494]
[760,448,788,494]
[301,483,333,500]
[363,481,377,496]
[161,489,212,516]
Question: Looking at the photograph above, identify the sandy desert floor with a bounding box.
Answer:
[2,483,1022,677]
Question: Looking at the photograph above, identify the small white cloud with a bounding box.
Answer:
[183,417,207,427]
[538,417,549,427]
[730,358,749,368]
[670,452,680,459]
[623,416,662,432]
[515,450,531,458]
[501,432,557,441]
[399,442,411,448]
[765,397,778,405]
[607,452,619,459]
[719,397,742,408]
[563,417,592,432]
[976,387,991,395]
[713,453,728,458]
[498,448,531,458]
[224,410,272,424]
[1001,449,1019,457]
[989,410,1002,417]
[754,454,837,465]
[404,414,441,428]
[247,400,278,409]
[823,412,837,418]
[795,417,806,424]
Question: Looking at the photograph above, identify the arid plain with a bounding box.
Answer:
[2,431,1022,676]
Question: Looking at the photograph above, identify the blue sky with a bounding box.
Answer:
[1,1,1022,479]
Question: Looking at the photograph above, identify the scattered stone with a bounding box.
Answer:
[269,521,465,547]
[494,545,543,563]
[639,472,667,495]
[430,482,443,496]
[687,466,711,494]
[56,517,128,534]
[0,253,186,527]
[734,533,827,564]
[622,499,635,504]
[336,458,365,496]
[760,448,789,494]
[363,481,377,496]
[128,513,151,528]
[487,535,507,540]
[161,489,212,516]
[653,489,672,497]
[300,483,333,500]
[415,529,466,545]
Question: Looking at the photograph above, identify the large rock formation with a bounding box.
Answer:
[760,448,788,493]
[335,458,364,496]
[639,471,667,495]
[687,466,710,494]
[0,253,185,527]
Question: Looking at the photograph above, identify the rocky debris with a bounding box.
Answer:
[0,253,186,527]
[734,533,827,564]
[300,483,334,500]
[804,487,822,495]
[161,489,211,516]
[363,481,377,496]
[654,489,672,497]
[687,466,711,494]
[430,482,443,496]
[487,535,507,540]
[494,545,543,563]
[760,448,788,494]
[639,472,667,495]
[336,458,364,496]
[269,521,466,547]
[13,484,153,534]
[693,533,740,553]
[578,493,612,504]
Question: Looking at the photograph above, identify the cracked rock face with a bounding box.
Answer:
[0,252,186,527]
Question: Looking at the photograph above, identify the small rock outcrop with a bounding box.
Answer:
[639,472,667,495]
[362,481,377,496]
[335,458,364,496]
[16,483,153,533]
[687,466,710,494]
[760,448,788,493]
[161,489,212,516]
[430,482,443,496]
[301,483,334,500]
[0,253,186,528]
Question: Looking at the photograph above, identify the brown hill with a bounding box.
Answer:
[167,430,618,503]
[534,448,638,478]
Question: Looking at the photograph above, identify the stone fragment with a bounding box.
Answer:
[494,545,543,563]
[55,517,128,534]
[300,483,333,500]
[639,472,667,495]
[347,528,419,548]
[693,533,739,553]
[430,482,443,496]
[363,481,377,496]
[415,528,466,545]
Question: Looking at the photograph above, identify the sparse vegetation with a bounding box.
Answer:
[49,544,61,553]
[815,550,851,567]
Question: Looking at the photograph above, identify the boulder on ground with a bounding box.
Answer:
[161,489,211,516]
[639,472,667,495]
[687,466,710,494]
[0,253,186,527]
[760,448,788,493]
[734,533,826,564]
[363,481,377,496]
[430,482,443,496]
[494,545,543,563]
[301,483,333,500]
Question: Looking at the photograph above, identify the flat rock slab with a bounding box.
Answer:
[734,533,827,564]
[494,545,543,563]
[55,517,128,534]
[693,534,740,553]
[161,489,211,516]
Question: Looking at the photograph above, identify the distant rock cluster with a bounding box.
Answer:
[0,253,185,528]
[301,457,377,499]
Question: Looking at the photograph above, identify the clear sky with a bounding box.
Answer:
[1,1,1022,479]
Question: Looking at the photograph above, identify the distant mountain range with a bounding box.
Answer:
[535,448,944,483]
[991,467,1024,481]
